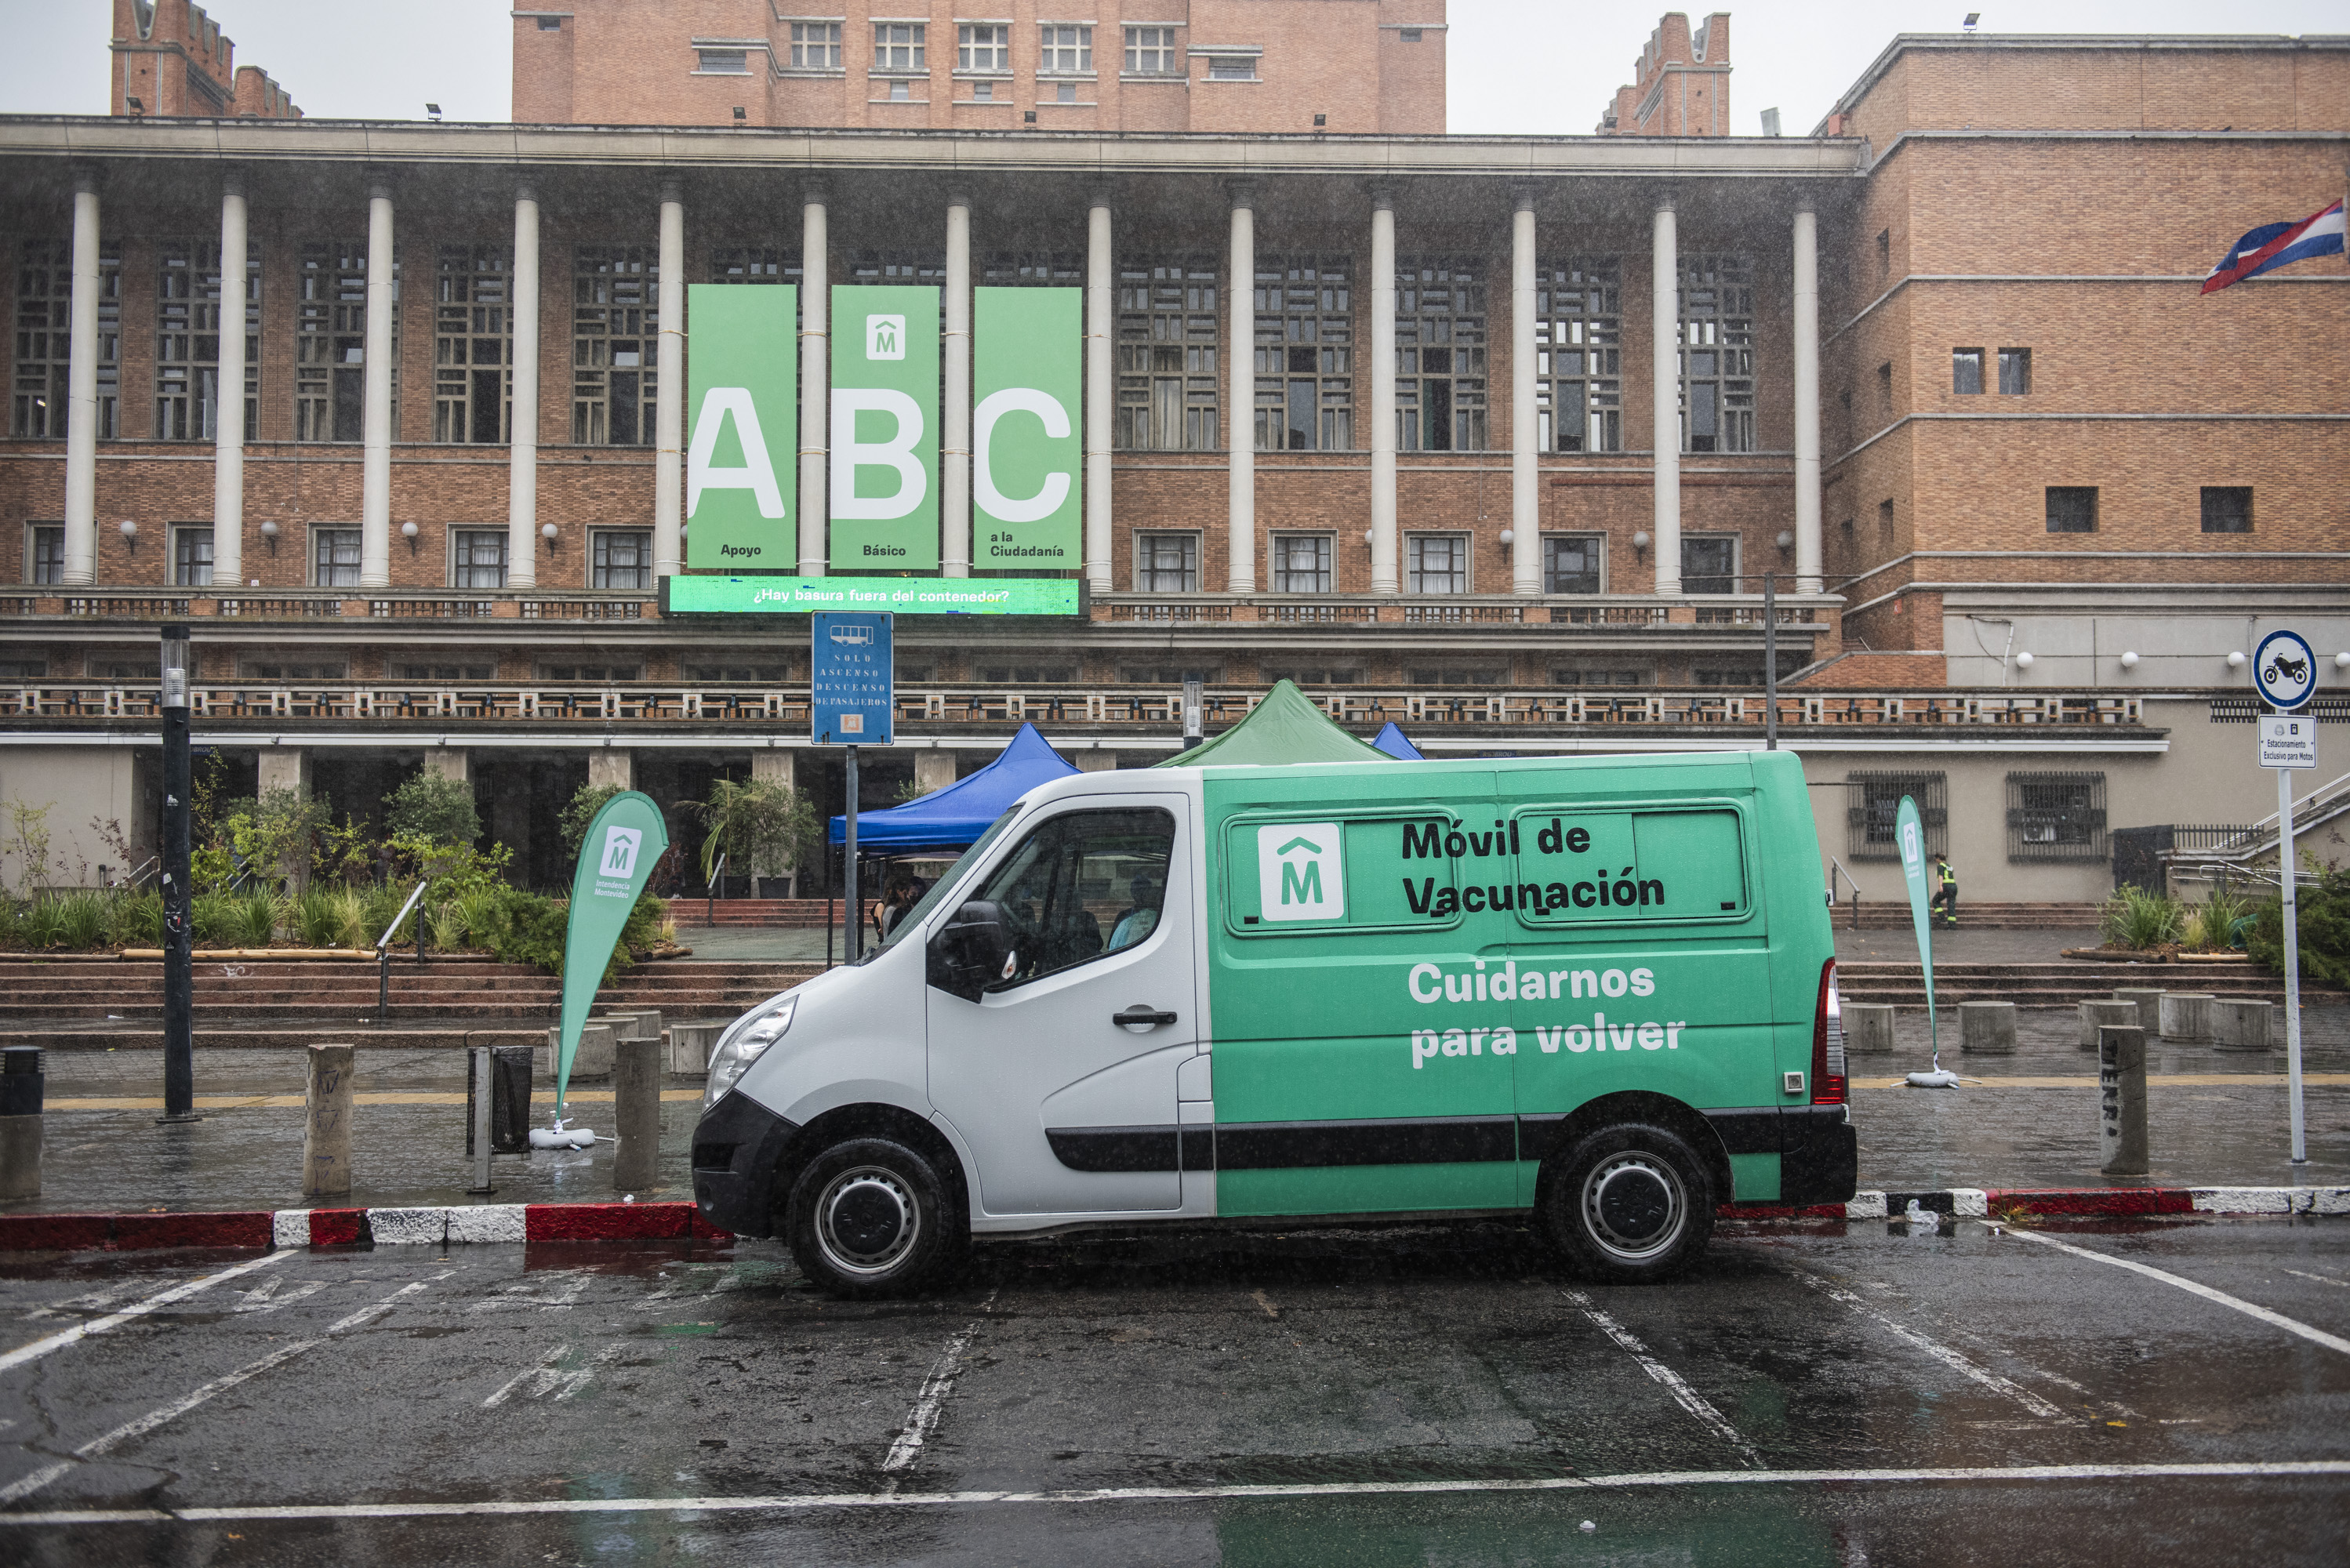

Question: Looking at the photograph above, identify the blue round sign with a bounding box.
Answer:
[2254,628,2318,712]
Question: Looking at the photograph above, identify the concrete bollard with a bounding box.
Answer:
[2158,993,2214,1042]
[595,1011,650,1041]
[464,1045,496,1195]
[612,1036,662,1192]
[2211,1000,2273,1052]
[2112,988,2166,1032]
[540,1022,616,1082]
[1843,1004,1897,1055]
[1959,1000,2017,1054]
[0,1046,44,1200]
[2098,1025,2148,1177]
[303,1043,356,1200]
[2078,999,2140,1052]
[668,1021,725,1077]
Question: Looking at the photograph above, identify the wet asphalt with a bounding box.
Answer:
[1,1215,2345,1564]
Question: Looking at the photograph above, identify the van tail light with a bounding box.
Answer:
[1812,957,1847,1105]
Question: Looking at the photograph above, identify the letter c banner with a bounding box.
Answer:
[974,389,1073,522]
[1407,961,1442,1004]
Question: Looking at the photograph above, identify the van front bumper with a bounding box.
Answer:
[690,1091,801,1240]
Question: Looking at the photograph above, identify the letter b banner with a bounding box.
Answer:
[830,285,940,571]
[685,285,797,570]
[974,287,1081,569]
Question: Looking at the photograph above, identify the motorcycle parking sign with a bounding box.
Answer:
[2254,628,2318,713]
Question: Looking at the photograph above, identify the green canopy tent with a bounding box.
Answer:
[1152,680,1396,768]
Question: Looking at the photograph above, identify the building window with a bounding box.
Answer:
[1270,534,1331,593]
[872,22,924,71]
[1405,661,1503,687]
[1875,361,1893,412]
[982,252,1082,287]
[1039,24,1091,73]
[1552,666,1645,687]
[1134,532,1198,592]
[1208,55,1257,80]
[696,48,750,73]
[1680,256,1752,453]
[1681,535,1738,593]
[710,248,801,286]
[10,239,120,440]
[1255,256,1351,452]
[592,528,652,589]
[393,660,496,681]
[311,527,361,588]
[849,252,946,285]
[452,529,508,589]
[1116,258,1219,452]
[1535,261,1620,453]
[538,660,641,681]
[958,24,1008,71]
[297,241,395,444]
[2046,487,2097,534]
[1407,533,1467,594]
[1694,666,1762,688]
[172,525,214,587]
[1395,259,1487,452]
[537,14,561,28]
[888,78,912,100]
[1542,535,1603,594]
[26,524,63,585]
[1952,347,1983,395]
[2201,486,2253,534]
[1847,771,1945,861]
[971,79,993,100]
[573,245,656,446]
[1124,26,1178,73]
[434,245,512,445]
[238,655,349,679]
[1877,497,1894,542]
[1997,347,2031,394]
[789,21,842,68]
[2007,771,2107,863]
[156,239,255,441]
[1399,27,1423,42]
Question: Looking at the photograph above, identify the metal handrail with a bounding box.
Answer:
[2174,771,2350,866]
[375,880,430,952]
[375,878,428,1028]
[1826,856,1862,931]
[114,855,158,891]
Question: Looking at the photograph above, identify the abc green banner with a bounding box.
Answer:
[685,284,797,571]
[554,790,670,1116]
[974,287,1081,571]
[830,285,939,572]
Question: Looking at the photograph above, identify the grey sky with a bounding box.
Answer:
[1,1,2341,134]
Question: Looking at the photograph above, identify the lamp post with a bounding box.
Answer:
[158,624,198,1124]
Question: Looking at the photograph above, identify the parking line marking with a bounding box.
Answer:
[1789,1269,2069,1421]
[0,1252,290,1376]
[1561,1290,1760,1467]
[882,1325,978,1475]
[2283,1269,2345,1290]
[5,1460,2348,1526]
[2002,1229,2350,1356]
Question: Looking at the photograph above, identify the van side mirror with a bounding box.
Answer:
[928,898,1013,1002]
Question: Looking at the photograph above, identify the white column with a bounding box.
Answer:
[1369,191,1398,595]
[1226,186,1255,593]
[1084,194,1114,595]
[506,184,541,589]
[943,193,972,578]
[797,185,829,576]
[1792,200,1823,596]
[62,172,100,586]
[654,180,685,580]
[212,172,248,584]
[1510,190,1540,596]
[360,181,395,589]
[1651,195,1680,596]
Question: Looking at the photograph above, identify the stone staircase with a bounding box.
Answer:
[1826,901,2103,931]
[670,898,874,928]
[1836,957,2310,1009]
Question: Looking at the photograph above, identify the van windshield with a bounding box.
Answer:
[864,804,1024,959]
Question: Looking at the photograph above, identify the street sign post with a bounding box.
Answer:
[813,612,893,964]
[2253,627,2317,1164]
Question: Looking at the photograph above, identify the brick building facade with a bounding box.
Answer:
[109,0,300,122]
[1598,12,1731,138]
[3,29,2346,904]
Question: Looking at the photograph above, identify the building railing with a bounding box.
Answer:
[1091,591,1840,629]
[0,682,2146,731]
[3,589,656,622]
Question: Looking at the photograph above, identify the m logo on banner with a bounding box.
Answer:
[1259,824,1345,922]
[866,315,906,360]
[600,826,643,880]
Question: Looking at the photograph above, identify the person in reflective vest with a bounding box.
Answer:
[1931,851,1957,928]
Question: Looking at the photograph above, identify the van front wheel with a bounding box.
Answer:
[1540,1124,1715,1283]
[786,1137,964,1299]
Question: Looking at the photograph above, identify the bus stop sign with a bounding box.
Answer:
[812,612,892,744]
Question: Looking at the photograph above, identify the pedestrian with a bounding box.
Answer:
[1931,851,1957,928]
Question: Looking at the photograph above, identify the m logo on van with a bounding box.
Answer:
[1259,824,1344,922]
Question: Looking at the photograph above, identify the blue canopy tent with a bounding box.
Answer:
[1371,721,1426,760]
[827,721,1081,854]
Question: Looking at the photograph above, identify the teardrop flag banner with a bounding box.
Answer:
[554,790,670,1118]
[1895,795,1940,1065]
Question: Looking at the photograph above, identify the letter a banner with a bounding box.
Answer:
[553,791,669,1116]
[830,285,939,571]
[974,287,1081,569]
[686,284,797,570]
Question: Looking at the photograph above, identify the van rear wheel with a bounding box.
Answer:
[1540,1123,1714,1283]
[785,1137,964,1299]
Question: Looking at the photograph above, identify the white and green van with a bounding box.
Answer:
[691,750,1854,1296]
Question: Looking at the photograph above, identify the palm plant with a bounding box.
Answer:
[2100,884,2185,950]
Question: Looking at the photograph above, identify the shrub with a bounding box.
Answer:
[191,891,241,947]
[558,784,627,855]
[238,889,281,946]
[691,778,817,884]
[489,890,569,972]
[109,891,163,948]
[2246,866,2350,989]
[53,891,108,950]
[21,898,66,949]
[383,772,481,847]
[0,901,22,949]
[293,887,347,948]
[362,883,413,948]
[2100,884,2184,950]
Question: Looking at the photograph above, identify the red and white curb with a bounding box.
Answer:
[0,1202,730,1252]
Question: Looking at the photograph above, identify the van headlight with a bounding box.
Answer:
[703,996,797,1110]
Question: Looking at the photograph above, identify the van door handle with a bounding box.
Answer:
[1113,1007,1179,1028]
